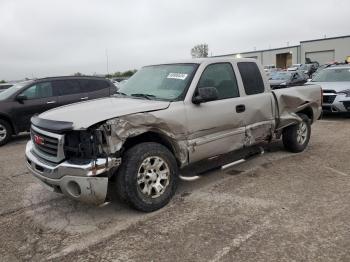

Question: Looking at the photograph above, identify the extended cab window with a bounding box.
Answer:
[21,82,53,99]
[237,62,265,95]
[198,63,239,100]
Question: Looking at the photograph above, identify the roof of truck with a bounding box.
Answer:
[149,57,258,66]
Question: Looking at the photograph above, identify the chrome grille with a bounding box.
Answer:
[322,95,336,104]
[30,125,65,163]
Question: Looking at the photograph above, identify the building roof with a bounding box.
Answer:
[300,35,350,43]
[213,34,350,57]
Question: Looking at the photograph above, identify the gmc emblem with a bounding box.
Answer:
[34,134,45,145]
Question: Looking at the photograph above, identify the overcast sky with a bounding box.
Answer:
[0,0,349,80]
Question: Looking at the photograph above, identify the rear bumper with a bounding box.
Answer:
[25,141,120,205]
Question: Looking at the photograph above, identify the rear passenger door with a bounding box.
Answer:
[236,62,275,145]
[79,79,111,100]
[54,79,89,106]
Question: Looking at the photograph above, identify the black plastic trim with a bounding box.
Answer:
[31,116,73,133]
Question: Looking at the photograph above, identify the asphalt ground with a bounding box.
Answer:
[0,115,350,261]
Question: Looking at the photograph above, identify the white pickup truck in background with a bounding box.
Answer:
[25,58,322,212]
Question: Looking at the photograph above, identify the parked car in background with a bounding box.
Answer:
[288,64,317,78]
[287,64,302,71]
[311,64,330,78]
[264,65,279,79]
[299,64,316,78]
[0,83,13,92]
[264,64,276,70]
[0,76,115,145]
[269,71,308,89]
[306,65,350,113]
[25,58,322,211]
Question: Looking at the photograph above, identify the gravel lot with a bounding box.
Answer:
[1,115,350,262]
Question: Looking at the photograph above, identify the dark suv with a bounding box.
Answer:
[0,76,115,146]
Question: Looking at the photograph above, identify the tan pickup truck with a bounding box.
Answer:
[25,58,322,212]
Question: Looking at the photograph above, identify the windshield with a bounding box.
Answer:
[269,72,291,80]
[312,68,350,82]
[0,81,32,101]
[118,64,197,101]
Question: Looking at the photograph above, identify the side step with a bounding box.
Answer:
[180,146,264,177]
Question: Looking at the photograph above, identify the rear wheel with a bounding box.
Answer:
[282,114,311,153]
[116,142,179,212]
[0,119,12,146]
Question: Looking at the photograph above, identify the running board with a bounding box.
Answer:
[180,146,264,177]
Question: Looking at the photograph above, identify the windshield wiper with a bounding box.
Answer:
[130,93,156,100]
[115,91,128,96]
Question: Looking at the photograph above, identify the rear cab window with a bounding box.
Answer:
[237,62,265,95]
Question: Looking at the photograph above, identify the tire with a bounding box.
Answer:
[282,114,311,153]
[0,119,12,146]
[116,142,179,212]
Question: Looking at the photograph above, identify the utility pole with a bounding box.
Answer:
[105,48,109,76]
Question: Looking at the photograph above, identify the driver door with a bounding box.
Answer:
[185,63,247,163]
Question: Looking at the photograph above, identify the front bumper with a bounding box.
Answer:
[25,141,120,205]
[323,93,350,112]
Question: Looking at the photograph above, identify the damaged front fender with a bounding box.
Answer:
[100,112,189,167]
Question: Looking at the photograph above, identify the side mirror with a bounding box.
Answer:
[192,87,219,104]
[16,94,27,103]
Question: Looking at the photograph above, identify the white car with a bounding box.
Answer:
[306,65,350,113]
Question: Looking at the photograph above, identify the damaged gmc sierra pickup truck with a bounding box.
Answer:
[25,58,322,212]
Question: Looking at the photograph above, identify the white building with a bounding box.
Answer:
[215,35,350,68]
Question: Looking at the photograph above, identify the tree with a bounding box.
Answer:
[108,70,137,78]
[191,44,209,58]
[73,72,83,76]
[0,80,6,84]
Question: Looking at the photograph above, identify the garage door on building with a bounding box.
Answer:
[305,50,334,65]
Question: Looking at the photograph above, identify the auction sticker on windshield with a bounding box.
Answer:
[167,73,188,80]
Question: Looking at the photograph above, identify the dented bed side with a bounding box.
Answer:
[272,85,322,129]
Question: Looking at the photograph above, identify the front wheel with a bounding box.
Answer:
[116,142,179,212]
[282,114,311,153]
[0,119,12,146]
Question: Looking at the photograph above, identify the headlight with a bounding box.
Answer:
[337,89,350,97]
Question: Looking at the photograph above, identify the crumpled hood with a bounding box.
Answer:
[39,97,170,129]
[305,81,350,92]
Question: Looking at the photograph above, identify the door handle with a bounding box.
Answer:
[236,104,245,113]
[80,97,89,100]
[47,101,56,104]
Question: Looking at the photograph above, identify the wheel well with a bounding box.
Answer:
[122,132,181,166]
[296,107,314,123]
[0,115,16,134]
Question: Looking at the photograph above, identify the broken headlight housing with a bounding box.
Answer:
[64,129,107,161]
